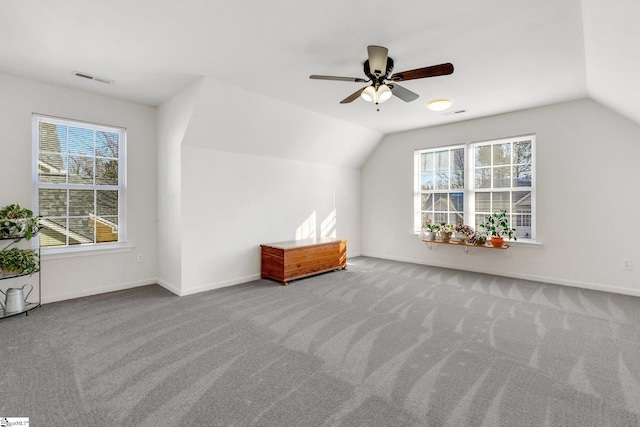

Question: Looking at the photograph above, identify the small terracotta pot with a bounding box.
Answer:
[491,236,504,248]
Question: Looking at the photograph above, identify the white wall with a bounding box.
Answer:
[180,147,361,294]
[173,77,377,295]
[362,98,640,296]
[0,71,158,303]
[156,79,202,293]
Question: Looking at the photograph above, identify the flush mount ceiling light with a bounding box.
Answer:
[427,99,452,111]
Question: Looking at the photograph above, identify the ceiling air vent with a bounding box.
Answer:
[442,109,466,116]
[73,71,114,85]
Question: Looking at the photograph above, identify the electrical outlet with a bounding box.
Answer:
[622,259,632,270]
[389,237,394,245]
[137,253,144,263]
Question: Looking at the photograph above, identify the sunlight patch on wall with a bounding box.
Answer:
[295,211,316,240]
[321,209,336,238]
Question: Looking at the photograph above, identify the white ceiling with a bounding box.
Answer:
[1,0,637,135]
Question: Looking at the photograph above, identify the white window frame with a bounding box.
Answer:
[414,144,466,231]
[32,114,127,254]
[414,134,536,241]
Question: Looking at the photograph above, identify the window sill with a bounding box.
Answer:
[41,242,134,260]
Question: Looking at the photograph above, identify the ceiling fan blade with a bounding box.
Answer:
[367,45,389,77]
[340,87,367,104]
[310,75,368,83]
[390,84,419,102]
[390,63,454,82]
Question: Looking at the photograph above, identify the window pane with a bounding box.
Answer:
[69,189,94,217]
[421,212,432,226]
[39,219,67,247]
[435,150,449,171]
[97,190,118,216]
[475,193,490,212]
[39,122,64,152]
[38,123,67,184]
[513,164,532,187]
[420,152,434,173]
[435,171,449,190]
[493,143,511,165]
[39,189,67,217]
[96,158,118,185]
[449,212,464,225]
[68,127,94,156]
[434,193,449,211]
[493,166,511,188]
[513,140,532,164]
[69,217,94,245]
[95,216,118,243]
[434,212,447,224]
[450,192,464,213]
[450,170,464,189]
[514,215,532,239]
[492,192,510,211]
[513,191,531,214]
[452,148,464,170]
[39,153,67,183]
[475,168,491,188]
[68,156,94,184]
[475,145,491,167]
[476,214,487,229]
[420,193,433,211]
[96,131,119,158]
[421,173,434,190]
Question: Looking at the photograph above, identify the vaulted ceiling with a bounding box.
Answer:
[1,0,637,134]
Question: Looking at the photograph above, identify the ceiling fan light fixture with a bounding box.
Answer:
[377,84,392,103]
[361,86,376,103]
[427,99,452,111]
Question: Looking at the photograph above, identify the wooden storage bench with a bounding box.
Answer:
[260,237,347,285]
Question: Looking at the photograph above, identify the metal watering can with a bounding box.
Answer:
[0,284,33,313]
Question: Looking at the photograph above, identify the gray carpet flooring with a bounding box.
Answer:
[1,256,640,426]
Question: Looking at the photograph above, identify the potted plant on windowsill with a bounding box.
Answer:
[0,204,40,241]
[479,210,517,247]
[469,230,488,246]
[439,223,455,242]
[422,220,440,241]
[454,223,474,244]
[0,247,39,276]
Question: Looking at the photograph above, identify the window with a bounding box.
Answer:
[414,145,465,230]
[33,115,126,249]
[415,135,535,240]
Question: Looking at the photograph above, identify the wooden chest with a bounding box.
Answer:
[260,238,347,285]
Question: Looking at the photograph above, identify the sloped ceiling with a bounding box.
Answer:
[0,0,637,134]
[582,0,640,126]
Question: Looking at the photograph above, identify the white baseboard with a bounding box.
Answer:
[360,252,640,298]
[179,273,262,296]
[41,278,159,304]
[155,278,181,296]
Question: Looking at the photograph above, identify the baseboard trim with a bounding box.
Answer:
[360,252,640,298]
[179,273,262,296]
[155,278,181,296]
[41,278,159,304]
